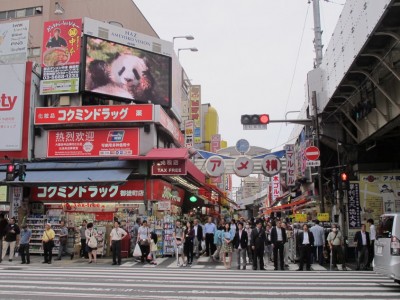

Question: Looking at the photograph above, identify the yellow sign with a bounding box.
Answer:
[0,186,7,202]
[317,213,330,222]
[294,214,307,222]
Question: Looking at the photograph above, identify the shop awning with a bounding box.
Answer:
[7,168,132,187]
[1,161,136,187]
[264,193,312,215]
[143,148,189,160]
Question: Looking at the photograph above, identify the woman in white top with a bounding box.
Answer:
[85,223,97,264]
[137,220,151,263]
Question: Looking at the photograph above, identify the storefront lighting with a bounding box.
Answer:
[170,176,199,191]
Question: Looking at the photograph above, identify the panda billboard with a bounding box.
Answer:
[83,18,173,108]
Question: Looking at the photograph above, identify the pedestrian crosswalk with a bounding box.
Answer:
[0,264,398,299]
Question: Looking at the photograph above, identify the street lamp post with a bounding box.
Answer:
[172,35,194,45]
[177,47,198,59]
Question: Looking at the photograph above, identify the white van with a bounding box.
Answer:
[374,213,400,284]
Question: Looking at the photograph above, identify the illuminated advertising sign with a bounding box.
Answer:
[35,104,154,125]
[47,128,139,158]
[84,36,171,108]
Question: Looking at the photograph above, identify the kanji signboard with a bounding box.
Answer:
[261,155,282,176]
[285,144,296,186]
[35,105,154,125]
[348,183,362,229]
[47,128,139,158]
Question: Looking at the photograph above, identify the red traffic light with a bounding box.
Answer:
[340,172,348,181]
[241,114,270,125]
[259,114,270,124]
[7,164,15,173]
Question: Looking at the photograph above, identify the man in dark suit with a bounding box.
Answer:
[270,220,287,270]
[354,224,370,270]
[297,224,315,271]
[234,222,248,270]
[251,220,267,270]
[193,219,203,258]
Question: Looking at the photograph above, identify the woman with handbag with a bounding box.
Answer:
[221,223,235,269]
[137,220,151,263]
[41,223,55,264]
[85,223,98,264]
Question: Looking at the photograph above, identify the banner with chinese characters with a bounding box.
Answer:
[40,19,82,94]
[184,120,194,148]
[35,104,154,125]
[271,175,281,201]
[348,182,362,229]
[47,128,139,158]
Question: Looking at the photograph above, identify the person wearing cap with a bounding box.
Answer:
[42,223,55,264]
[1,217,20,263]
[19,224,32,264]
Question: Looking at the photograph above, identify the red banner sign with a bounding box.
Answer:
[47,128,139,158]
[152,159,187,176]
[35,104,154,125]
[30,180,185,206]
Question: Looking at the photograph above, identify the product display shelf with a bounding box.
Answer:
[154,228,164,257]
[26,216,45,254]
[163,222,175,256]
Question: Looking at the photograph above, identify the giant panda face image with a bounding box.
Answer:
[110,54,148,88]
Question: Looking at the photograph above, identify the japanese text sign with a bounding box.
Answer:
[31,181,146,201]
[47,128,139,158]
[205,155,225,178]
[285,144,296,186]
[35,104,154,125]
[272,175,281,201]
[152,159,187,175]
[348,183,362,229]
[233,156,254,177]
[262,155,282,177]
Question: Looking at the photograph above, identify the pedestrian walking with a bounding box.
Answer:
[56,220,74,260]
[296,224,314,271]
[264,223,273,267]
[149,230,158,265]
[85,223,98,264]
[310,220,325,265]
[204,217,216,257]
[41,223,55,264]
[130,218,140,256]
[245,222,253,265]
[173,220,184,266]
[354,224,370,270]
[234,222,248,270]
[193,219,203,258]
[183,221,195,266]
[367,218,376,269]
[270,220,287,270]
[0,214,8,262]
[19,224,31,264]
[327,224,346,271]
[110,221,127,265]
[1,217,20,263]
[79,220,88,258]
[251,220,267,270]
[212,225,223,262]
[137,220,151,264]
[221,223,234,269]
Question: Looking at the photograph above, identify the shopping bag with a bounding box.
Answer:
[201,240,205,250]
[133,243,142,257]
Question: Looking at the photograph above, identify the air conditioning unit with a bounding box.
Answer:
[35,7,42,14]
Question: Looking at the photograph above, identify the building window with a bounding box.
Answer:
[28,47,41,58]
[0,7,42,20]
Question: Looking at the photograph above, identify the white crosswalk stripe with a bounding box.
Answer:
[0,264,398,299]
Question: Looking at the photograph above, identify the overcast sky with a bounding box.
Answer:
[134,0,345,152]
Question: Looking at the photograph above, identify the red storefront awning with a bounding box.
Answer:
[144,148,189,160]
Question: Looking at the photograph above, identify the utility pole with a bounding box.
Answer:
[312,0,323,68]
